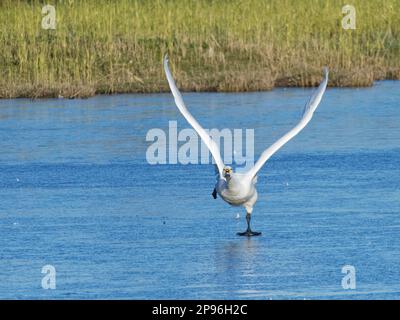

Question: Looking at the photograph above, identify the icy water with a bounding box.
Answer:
[0,81,399,299]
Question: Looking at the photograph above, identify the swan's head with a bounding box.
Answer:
[223,166,233,179]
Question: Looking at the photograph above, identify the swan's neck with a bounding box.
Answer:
[226,175,240,190]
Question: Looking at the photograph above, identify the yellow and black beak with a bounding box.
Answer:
[223,168,232,176]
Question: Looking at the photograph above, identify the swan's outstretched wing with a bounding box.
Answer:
[163,55,225,176]
[245,67,329,180]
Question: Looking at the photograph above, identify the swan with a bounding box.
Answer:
[163,55,329,236]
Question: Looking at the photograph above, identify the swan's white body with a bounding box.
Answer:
[163,55,329,235]
[216,173,258,213]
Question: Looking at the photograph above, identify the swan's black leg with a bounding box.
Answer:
[237,213,261,236]
[212,188,217,199]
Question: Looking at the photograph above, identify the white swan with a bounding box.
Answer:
[163,55,329,236]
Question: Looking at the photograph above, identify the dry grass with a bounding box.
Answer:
[0,0,399,98]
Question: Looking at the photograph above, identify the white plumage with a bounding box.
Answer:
[163,55,328,236]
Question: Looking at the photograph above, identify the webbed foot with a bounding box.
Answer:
[237,213,261,236]
[237,230,262,237]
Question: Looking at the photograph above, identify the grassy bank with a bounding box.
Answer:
[0,0,399,98]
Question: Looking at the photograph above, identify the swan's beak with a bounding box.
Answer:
[223,168,232,178]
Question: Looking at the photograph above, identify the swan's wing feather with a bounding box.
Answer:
[302,67,329,117]
[163,55,225,175]
[245,68,329,179]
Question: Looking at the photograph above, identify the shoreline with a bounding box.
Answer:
[1,78,399,100]
[1,0,399,99]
